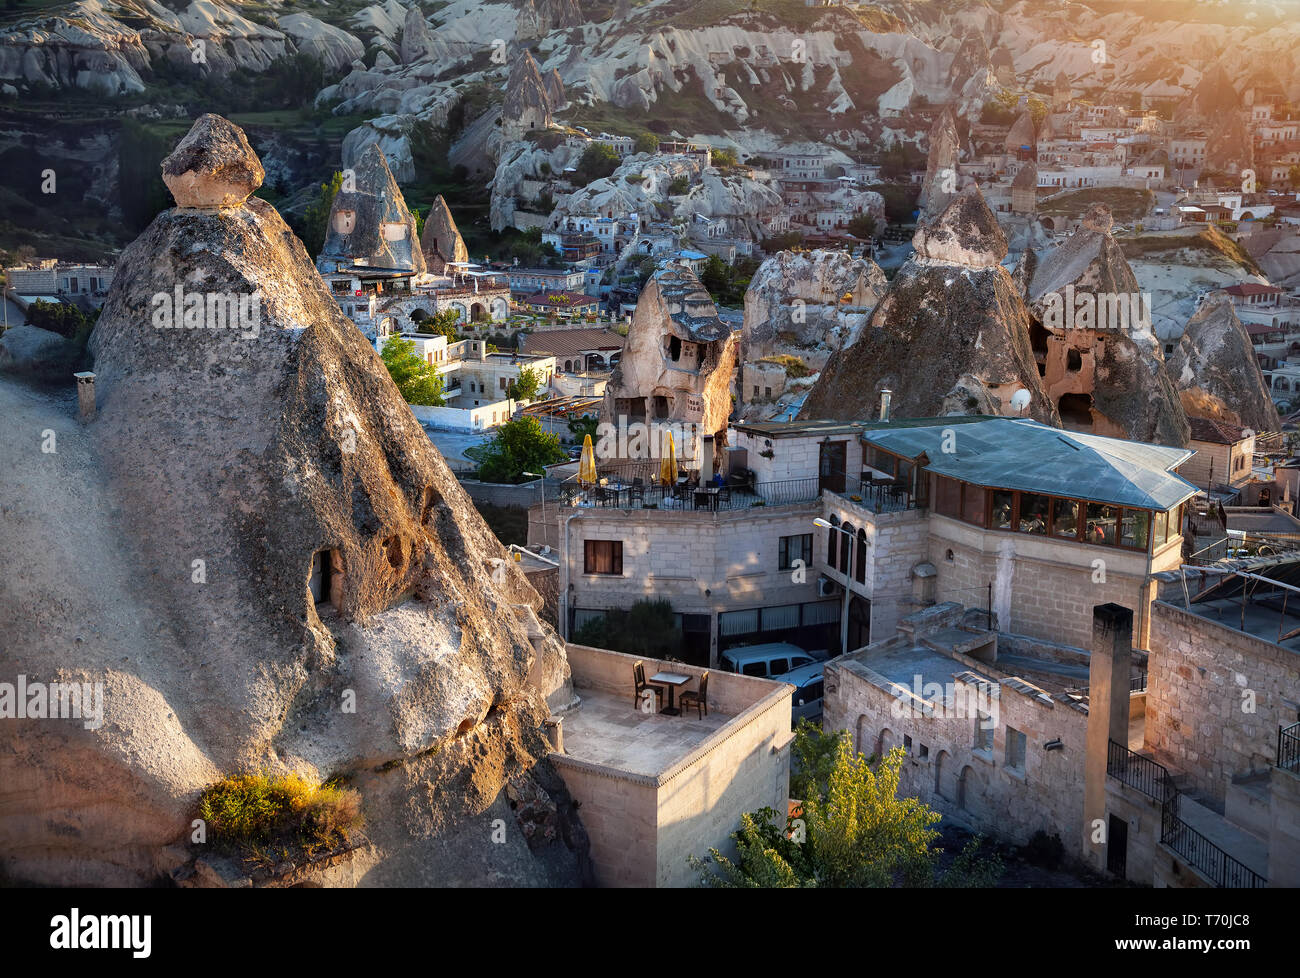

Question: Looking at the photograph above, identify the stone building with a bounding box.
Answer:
[1011,162,1038,215]
[601,263,739,476]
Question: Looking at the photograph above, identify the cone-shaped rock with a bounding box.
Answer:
[420,194,469,272]
[918,107,962,223]
[1026,203,1189,446]
[3,115,588,886]
[318,143,426,275]
[1168,295,1281,432]
[800,187,1056,423]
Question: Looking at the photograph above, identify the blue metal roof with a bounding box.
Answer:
[861,417,1198,511]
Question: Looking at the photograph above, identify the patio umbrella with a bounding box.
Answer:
[659,430,677,485]
[578,434,597,485]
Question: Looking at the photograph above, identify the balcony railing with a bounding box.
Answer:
[1280,720,1300,773]
[1160,794,1267,888]
[565,476,821,512]
[1106,739,1173,804]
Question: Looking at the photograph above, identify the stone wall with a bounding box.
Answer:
[823,647,1090,848]
[1146,601,1300,804]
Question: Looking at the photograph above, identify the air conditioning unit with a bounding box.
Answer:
[817,575,840,598]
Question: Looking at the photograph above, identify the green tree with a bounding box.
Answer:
[118,119,171,233]
[567,413,599,441]
[303,172,343,258]
[635,132,660,154]
[380,336,445,406]
[712,147,738,169]
[691,729,1004,888]
[1290,165,1300,190]
[574,143,620,186]
[464,414,566,483]
[846,213,876,239]
[669,175,691,195]
[571,599,682,659]
[700,255,730,297]
[25,299,97,345]
[416,307,461,339]
[506,365,543,402]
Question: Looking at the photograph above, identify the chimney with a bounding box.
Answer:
[879,389,893,422]
[74,371,96,422]
[1082,603,1134,873]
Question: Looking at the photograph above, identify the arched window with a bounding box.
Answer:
[855,528,867,584]
[840,521,854,575]
[827,515,839,568]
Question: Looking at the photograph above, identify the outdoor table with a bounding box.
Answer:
[693,487,720,511]
[649,671,691,716]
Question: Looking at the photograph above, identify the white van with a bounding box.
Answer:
[720,642,817,678]
[783,662,825,725]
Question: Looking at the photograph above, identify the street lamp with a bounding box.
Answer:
[813,517,868,655]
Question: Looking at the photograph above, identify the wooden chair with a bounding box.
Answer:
[629,477,645,505]
[633,661,664,711]
[680,671,709,719]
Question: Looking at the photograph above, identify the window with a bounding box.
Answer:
[1005,727,1027,771]
[974,713,993,752]
[903,734,913,754]
[962,484,987,526]
[992,490,1014,530]
[855,529,867,584]
[583,540,623,575]
[768,658,788,676]
[1086,502,1117,545]
[742,661,766,677]
[827,515,839,568]
[1120,509,1150,550]
[1153,509,1169,549]
[779,533,812,570]
[839,522,853,575]
[919,744,929,759]
[1052,498,1081,539]
[500,377,508,390]
[1018,493,1050,534]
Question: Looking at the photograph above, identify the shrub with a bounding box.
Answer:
[1022,830,1065,869]
[196,771,363,858]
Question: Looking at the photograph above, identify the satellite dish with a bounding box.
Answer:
[1010,389,1032,414]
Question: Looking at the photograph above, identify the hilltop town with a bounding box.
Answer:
[1,0,1299,900]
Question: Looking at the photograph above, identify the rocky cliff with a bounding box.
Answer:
[800,187,1057,424]
[319,142,425,275]
[0,115,587,887]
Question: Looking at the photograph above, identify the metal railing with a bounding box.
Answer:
[566,476,821,512]
[1280,720,1300,773]
[1107,740,1173,804]
[1160,794,1267,888]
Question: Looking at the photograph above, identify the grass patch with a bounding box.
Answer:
[196,771,363,862]
[1038,188,1154,224]
[759,354,811,378]
[1119,226,1263,277]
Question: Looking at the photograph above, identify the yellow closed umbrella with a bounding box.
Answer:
[578,434,597,485]
[659,430,677,486]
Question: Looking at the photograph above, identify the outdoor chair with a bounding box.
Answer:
[629,477,645,504]
[680,671,709,719]
[632,661,664,711]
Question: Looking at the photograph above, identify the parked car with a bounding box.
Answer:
[720,642,817,678]
[782,661,826,725]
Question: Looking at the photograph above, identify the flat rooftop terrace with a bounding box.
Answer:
[561,686,730,778]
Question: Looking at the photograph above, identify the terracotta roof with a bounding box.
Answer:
[1188,416,1251,444]
[1224,283,1283,296]
[520,327,624,360]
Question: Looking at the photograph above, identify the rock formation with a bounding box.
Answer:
[545,68,566,111]
[800,188,1057,424]
[0,115,587,887]
[602,263,738,475]
[1004,109,1036,157]
[319,142,425,276]
[502,49,553,139]
[1167,295,1281,433]
[161,113,265,210]
[400,5,434,64]
[918,107,962,223]
[1024,203,1189,447]
[420,194,470,273]
[742,250,888,358]
[341,117,418,185]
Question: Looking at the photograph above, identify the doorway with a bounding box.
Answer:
[1107,813,1128,879]
[819,441,847,494]
[847,595,871,652]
